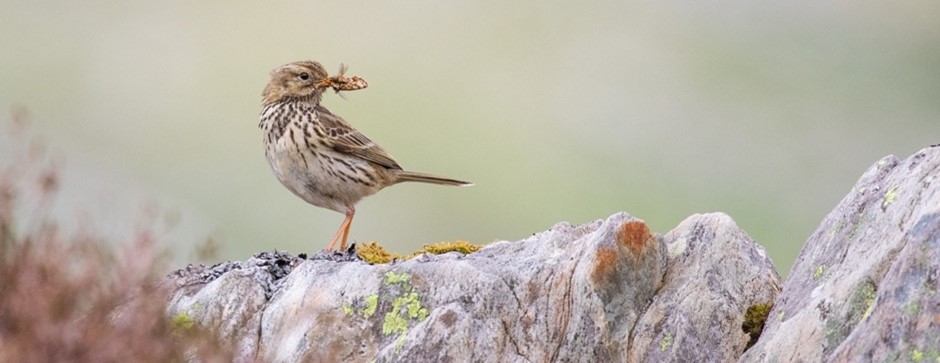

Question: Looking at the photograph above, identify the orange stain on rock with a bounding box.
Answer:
[617,219,651,255]
[592,247,619,282]
[592,219,652,282]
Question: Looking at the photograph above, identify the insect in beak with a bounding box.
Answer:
[319,63,369,99]
[315,79,334,89]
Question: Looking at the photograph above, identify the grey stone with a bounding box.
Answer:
[633,213,780,362]
[741,146,940,362]
[166,212,779,362]
[164,146,940,362]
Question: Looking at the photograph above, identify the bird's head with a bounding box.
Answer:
[262,60,333,105]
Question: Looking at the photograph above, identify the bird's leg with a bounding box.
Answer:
[326,221,347,251]
[339,207,355,251]
[325,207,355,252]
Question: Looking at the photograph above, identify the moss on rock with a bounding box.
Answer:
[416,240,484,255]
[743,303,773,350]
[357,240,485,265]
[357,242,403,264]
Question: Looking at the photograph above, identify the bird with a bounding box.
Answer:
[258,60,472,252]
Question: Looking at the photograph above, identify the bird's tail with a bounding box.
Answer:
[394,170,473,187]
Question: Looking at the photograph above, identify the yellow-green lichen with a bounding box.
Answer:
[813,265,826,280]
[913,348,924,362]
[383,309,409,335]
[171,303,201,332]
[171,311,196,331]
[743,303,773,350]
[860,300,875,320]
[821,282,878,354]
[384,271,411,285]
[340,294,379,318]
[918,348,940,362]
[660,332,672,352]
[395,333,407,353]
[417,240,484,255]
[824,281,876,352]
[362,294,378,318]
[380,270,429,339]
[358,242,403,264]
[882,186,900,208]
[855,281,877,321]
[405,292,429,320]
[356,241,485,264]
[383,291,428,335]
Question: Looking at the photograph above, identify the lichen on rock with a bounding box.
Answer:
[357,241,485,265]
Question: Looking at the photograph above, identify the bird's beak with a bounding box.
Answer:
[315,79,333,89]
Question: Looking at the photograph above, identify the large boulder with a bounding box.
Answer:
[166,213,779,362]
[741,146,940,362]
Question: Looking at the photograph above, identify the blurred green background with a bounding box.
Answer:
[1,1,937,275]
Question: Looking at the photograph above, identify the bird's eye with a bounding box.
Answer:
[299,72,310,80]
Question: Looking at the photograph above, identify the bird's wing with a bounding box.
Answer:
[314,105,403,170]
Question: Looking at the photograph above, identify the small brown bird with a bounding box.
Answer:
[259,60,472,252]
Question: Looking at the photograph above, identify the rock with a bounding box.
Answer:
[741,146,940,362]
[165,213,780,362]
[165,251,305,358]
[632,213,780,362]
[165,146,940,362]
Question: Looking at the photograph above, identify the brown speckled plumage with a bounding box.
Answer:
[258,60,472,251]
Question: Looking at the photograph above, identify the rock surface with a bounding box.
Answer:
[165,146,940,362]
[741,146,940,362]
[166,214,780,362]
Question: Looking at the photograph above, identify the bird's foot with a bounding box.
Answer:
[309,243,360,262]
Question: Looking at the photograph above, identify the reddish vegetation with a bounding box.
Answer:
[0,110,234,362]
